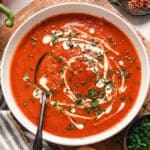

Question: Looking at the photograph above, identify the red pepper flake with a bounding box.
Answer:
[127,0,150,9]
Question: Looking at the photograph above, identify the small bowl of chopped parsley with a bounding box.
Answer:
[124,113,150,150]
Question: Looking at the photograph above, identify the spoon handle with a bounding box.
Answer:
[33,91,47,150]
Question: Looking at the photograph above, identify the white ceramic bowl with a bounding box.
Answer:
[1,3,150,146]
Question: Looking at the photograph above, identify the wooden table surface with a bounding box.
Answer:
[0,0,150,149]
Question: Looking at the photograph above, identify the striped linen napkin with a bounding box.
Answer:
[0,111,29,150]
[0,111,54,150]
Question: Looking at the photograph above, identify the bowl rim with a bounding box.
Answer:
[1,2,150,146]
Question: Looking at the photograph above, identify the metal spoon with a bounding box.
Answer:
[32,52,49,150]
[32,52,60,150]
[109,0,150,15]
[33,91,47,150]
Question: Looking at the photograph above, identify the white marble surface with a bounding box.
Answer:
[115,6,150,41]
[0,0,150,40]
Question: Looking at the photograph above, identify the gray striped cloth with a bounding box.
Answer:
[0,111,57,150]
[0,111,29,150]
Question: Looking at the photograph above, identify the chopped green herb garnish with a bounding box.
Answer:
[103,79,111,84]
[99,89,106,99]
[88,88,98,99]
[108,69,114,76]
[31,37,37,47]
[64,63,68,67]
[76,92,81,98]
[23,74,30,81]
[58,56,64,63]
[81,81,86,85]
[31,37,37,41]
[30,98,35,103]
[68,32,79,39]
[60,108,65,113]
[93,67,97,73]
[124,72,130,78]
[51,37,59,46]
[85,107,92,114]
[66,124,75,130]
[90,38,99,47]
[52,101,58,107]
[75,98,83,105]
[120,95,126,101]
[130,57,136,63]
[47,88,53,96]
[108,36,116,47]
[76,44,81,49]
[91,100,99,110]
[28,54,34,58]
[88,59,95,64]
[120,66,126,71]
[94,110,102,116]
[59,69,64,75]
[127,117,150,150]
[118,74,122,79]
[136,66,141,71]
[32,41,36,47]
[23,101,28,107]
[72,32,79,38]
[125,50,129,55]
[108,36,113,42]
[25,82,31,88]
[57,31,64,37]
[51,31,62,46]
[74,84,79,88]
[66,41,73,48]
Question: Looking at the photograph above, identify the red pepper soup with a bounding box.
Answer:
[10,14,141,138]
